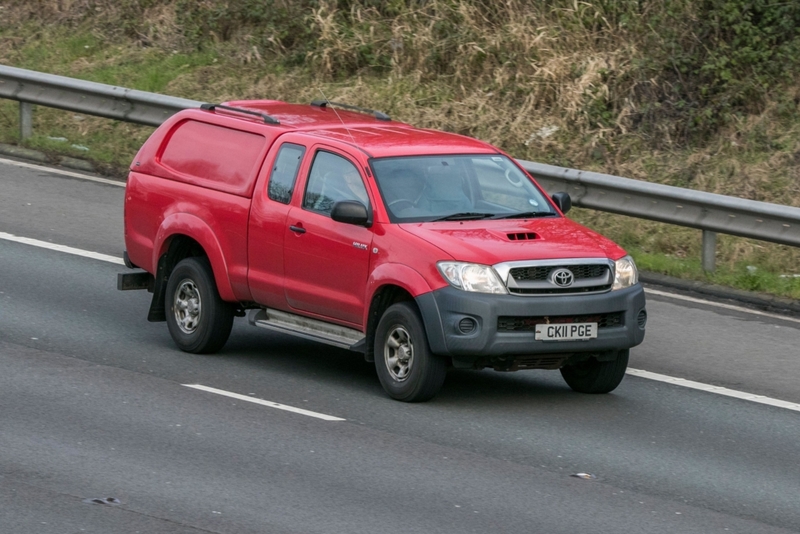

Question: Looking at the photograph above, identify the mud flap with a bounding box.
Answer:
[147,254,169,322]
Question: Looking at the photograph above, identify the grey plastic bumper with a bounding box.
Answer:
[415,284,646,362]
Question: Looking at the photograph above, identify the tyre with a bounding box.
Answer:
[560,349,629,394]
[374,302,447,402]
[165,257,234,354]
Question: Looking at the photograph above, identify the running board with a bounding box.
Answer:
[248,308,366,351]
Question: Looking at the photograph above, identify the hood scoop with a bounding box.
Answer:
[507,232,538,241]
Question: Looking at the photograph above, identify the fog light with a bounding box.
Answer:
[458,317,477,334]
[637,310,647,329]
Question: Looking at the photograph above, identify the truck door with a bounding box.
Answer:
[248,141,307,308]
[283,148,373,328]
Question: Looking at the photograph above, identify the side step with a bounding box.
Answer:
[248,308,366,352]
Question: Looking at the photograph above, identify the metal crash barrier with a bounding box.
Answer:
[2,64,798,271]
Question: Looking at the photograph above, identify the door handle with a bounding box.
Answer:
[289,225,306,234]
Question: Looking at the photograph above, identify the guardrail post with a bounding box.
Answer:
[19,102,33,140]
[702,230,717,272]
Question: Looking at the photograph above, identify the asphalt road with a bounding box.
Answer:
[1,158,799,533]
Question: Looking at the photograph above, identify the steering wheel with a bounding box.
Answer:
[504,168,524,188]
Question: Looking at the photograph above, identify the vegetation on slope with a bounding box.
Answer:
[1,0,798,297]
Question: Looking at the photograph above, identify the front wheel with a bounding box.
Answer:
[560,349,629,394]
[165,257,234,354]
[374,302,447,402]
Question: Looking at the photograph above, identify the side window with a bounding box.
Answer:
[267,143,305,204]
[302,151,369,216]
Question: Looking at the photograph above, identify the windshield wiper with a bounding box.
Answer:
[431,212,496,222]
[491,211,557,220]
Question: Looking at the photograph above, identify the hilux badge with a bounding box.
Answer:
[551,268,574,287]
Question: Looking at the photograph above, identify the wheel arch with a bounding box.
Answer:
[364,284,415,362]
[147,215,236,322]
[153,214,236,300]
[363,263,446,362]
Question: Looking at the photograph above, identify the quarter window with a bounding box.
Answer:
[267,143,305,204]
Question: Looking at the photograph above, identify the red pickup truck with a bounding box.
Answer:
[119,100,646,402]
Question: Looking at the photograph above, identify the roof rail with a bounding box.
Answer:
[310,99,391,121]
[200,103,280,125]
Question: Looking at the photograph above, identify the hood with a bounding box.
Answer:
[399,217,627,264]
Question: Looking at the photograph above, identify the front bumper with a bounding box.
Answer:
[415,284,646,367]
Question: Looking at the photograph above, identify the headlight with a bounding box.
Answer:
[613,255,638,290]
[437,262,507,294]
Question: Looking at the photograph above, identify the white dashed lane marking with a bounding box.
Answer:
[183,384,346,421]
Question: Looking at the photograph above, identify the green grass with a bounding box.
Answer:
[630,249,800,300]
[11,27,219,95]
[90,51,220,93]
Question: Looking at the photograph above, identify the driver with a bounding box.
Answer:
[384,169,422,213]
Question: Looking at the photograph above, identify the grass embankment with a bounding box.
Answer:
[0,0,798,299]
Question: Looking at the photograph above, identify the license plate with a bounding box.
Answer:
[535,322,598,341]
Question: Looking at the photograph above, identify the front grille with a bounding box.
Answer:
[510,264,607,282]
[508,284,612,295]
[497,312,624,332]
[504,261,612,295]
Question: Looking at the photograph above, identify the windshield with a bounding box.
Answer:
[371,155,555,223]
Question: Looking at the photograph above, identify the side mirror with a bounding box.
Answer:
[331,200,370,226]
[551,192,571,214]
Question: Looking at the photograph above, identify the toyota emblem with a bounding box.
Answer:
[551,268,574,287]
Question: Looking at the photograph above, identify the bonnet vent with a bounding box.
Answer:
[507,232,537,241]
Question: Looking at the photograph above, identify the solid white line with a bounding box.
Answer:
[0,231,124,265]
[0,157,125,187]
[644,288,800,325]
[627,368,800,413]
[182,384,346,421]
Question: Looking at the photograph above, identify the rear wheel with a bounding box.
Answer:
[374,302,447,402]
[165,257,234,354]
[560,349,629,394]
